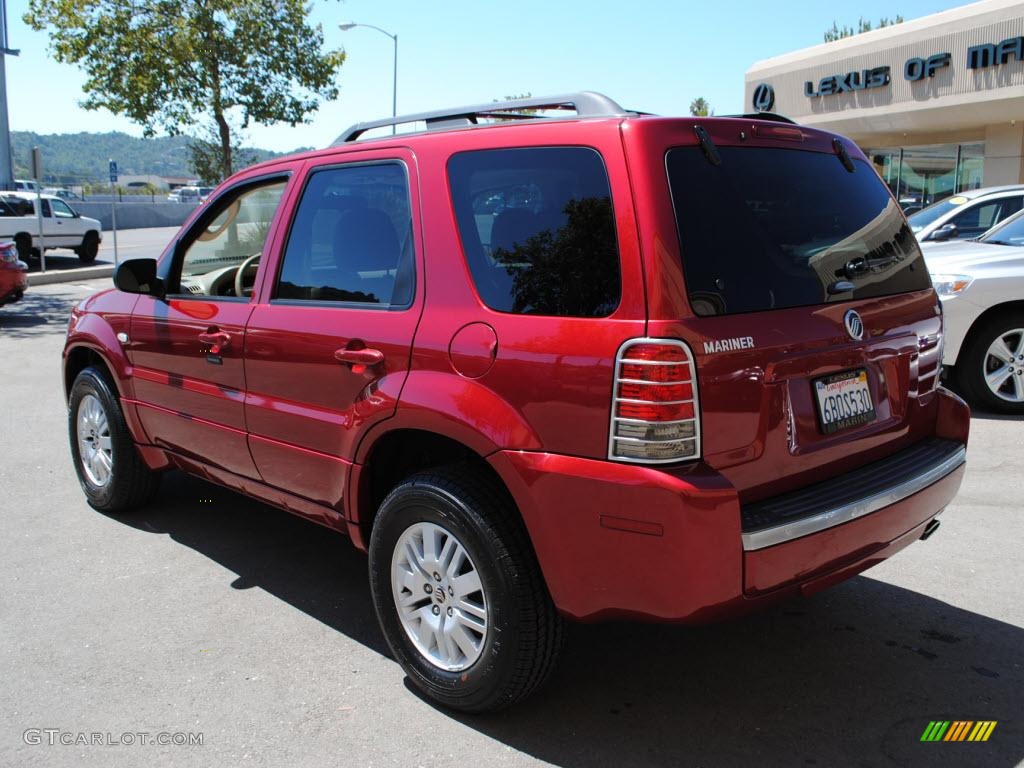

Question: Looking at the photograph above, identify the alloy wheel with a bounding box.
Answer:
[982,328,1024,403]
[390,521,489,672]
[77,393,113,487]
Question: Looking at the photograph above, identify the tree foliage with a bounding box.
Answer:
[689,97,713,117]
[187,118,256,184]
[24,0,345,181]
[824,15,904,42]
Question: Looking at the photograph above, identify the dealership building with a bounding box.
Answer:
[745,0,1024,208]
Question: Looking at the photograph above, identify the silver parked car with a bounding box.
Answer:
[909,185,1024,243]
[924,209,1024,413]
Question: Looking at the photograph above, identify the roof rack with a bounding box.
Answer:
[726,112,797,124]
[333,91,630,144]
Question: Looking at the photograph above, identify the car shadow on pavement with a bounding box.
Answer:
[0,291,77,340]
[112,471,1021,768]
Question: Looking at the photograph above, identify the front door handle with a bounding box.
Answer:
[334,347,384,367]
[198,330,231,354]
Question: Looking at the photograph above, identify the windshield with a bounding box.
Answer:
[907,196,967,232]
[666,146,931,317]
[981,210,1024,246]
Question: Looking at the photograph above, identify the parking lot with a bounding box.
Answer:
[1,279,1021,768]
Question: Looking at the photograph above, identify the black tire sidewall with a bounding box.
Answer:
[79,233,99,263]
[958,314,1024,414]
[68,368,131,509]
[15,235,31,261]
[368,480,523,711]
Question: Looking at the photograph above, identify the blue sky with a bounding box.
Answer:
[6,0,972,153]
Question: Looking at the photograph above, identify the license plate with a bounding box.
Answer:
[814,369,876,435]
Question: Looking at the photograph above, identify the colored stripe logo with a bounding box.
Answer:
[921,721,997,742]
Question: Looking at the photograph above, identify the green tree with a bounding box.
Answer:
[689,97,713,117]
[824,15,903,42]
[188,118,256,184]
[25,0,345,181]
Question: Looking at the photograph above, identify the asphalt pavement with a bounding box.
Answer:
[1,279,1021,768]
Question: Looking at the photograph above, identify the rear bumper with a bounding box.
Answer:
[489,390,969,623]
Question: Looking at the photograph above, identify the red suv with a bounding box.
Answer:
[63,93,970,712]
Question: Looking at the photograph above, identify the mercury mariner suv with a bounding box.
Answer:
[63,93,970,712]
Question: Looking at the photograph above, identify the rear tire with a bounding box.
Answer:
[14,233,31,261]
[956,311,1024,414]
[68,367,161,512]
[368,465,563,713]
[78,231,99,263]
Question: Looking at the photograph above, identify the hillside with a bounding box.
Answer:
[10,131,310,184]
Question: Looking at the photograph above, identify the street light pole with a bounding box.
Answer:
[339,22,398,135]
[0,0,21,190]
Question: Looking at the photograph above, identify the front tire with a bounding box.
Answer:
[68,367,160,511]
[368,466,563,713]
[78,231,99,263]
[956,312,1024,414]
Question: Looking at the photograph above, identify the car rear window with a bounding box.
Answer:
[666,146,931,317]
[448,147,621,317]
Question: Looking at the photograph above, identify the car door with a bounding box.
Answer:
[243,153,423,509]
[49,198,82,246]
[128,173,291,479]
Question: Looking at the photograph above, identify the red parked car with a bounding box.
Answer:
[63,93,970,712]
[0,240,28,307]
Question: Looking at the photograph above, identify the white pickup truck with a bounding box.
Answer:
[0,192,103,263]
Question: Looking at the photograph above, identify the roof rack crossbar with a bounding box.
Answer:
[333,91,630,144]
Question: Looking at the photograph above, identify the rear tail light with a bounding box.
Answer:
[0,242,17,264]
[609,338,701,464]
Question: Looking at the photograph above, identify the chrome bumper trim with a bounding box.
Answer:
[741,446,966,551]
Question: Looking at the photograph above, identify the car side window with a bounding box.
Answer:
[951,200,1007,235]
[1000,195,1024,220]
[447,147,621,317]
[275,162,414,307]
[51,199,75,218]
[174,180,287,298]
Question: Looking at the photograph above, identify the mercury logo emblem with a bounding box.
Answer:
[844,310,865,341]
[752,83,775,112]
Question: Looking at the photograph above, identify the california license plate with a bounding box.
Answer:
[814,369,876,435]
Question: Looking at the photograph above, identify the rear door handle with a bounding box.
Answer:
[198,330,231,354]
[334,347,384,366]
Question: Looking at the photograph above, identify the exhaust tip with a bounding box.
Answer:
[921,519,941,541]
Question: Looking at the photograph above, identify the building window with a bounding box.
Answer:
[867,142,986,214]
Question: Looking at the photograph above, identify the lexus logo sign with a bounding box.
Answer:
[752,83,775,112]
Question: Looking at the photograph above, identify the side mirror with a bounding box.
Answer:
[114,258,165,298]
[930,223,959,242]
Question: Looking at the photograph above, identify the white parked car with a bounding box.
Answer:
[43,187,83,201]
[0,192,103,263]
[924,209,1024,413]
[909,185,1024,243]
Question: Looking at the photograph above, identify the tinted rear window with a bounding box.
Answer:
[448,147,621,317]
[667,146,931,316]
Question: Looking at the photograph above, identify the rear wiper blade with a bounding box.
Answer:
[694,125,721,166]
[833,138,855,173]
